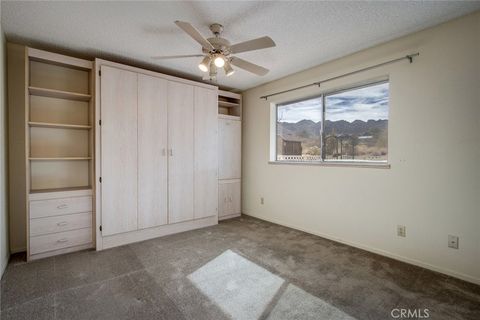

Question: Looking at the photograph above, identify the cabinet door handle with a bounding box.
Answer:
[57,204,68,209]
[57,221,68,227]
[162,148,166,156]
[57,238,68,243]
[169,149,173,156]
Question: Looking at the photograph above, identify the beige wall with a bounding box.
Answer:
[242,12,480,284]
[1,22,10,276]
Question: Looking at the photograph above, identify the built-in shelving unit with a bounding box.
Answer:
[27,51,94,194]
[7,44,95,261]
[218,90,242,119]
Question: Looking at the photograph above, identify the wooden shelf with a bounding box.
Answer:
[29,157,91,161]
[218,114,241,121]
[29,86,91,102]
[28,121,91,130]
[218,100,240,108]
[30,186,92,194]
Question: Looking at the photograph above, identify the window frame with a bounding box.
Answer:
[273,79,390,168]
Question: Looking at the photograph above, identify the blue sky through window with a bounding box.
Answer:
[277,82,389,123]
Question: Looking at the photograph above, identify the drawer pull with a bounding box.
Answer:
[57,204,68,209]
[57,221,68,227]
[57,238,69,243]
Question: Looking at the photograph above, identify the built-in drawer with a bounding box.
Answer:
[30,212,92,237]
[30,228,92,255]
[30,196,92,219]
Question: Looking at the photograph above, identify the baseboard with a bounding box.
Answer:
[100,215,218,250]
[243,212,480,286]
[29,243,93,261]
[219,213,241,221]
[10,247,26,254]
[1,253,9,279]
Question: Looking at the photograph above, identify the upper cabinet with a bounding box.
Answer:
[219,118,242,180]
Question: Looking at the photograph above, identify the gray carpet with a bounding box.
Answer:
[1,215,479,319]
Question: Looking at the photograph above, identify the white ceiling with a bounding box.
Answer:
[2,1,479,91]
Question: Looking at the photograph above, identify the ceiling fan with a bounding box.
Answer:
[152,21,276,81]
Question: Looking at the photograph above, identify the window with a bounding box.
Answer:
[275,81,389,164]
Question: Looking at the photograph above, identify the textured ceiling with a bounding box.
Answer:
[1,1,479,91]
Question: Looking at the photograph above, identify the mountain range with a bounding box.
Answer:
[278,119,388,141]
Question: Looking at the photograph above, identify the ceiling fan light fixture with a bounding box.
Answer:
[224,61,235,77]
[214,55,225,68]
[198,56,211,72]
[209,61,217,77]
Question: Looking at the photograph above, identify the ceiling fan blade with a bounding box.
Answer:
[174,20,214,51]
[152,54,204,60]
[230,36,276,54]
[230,57,269,76]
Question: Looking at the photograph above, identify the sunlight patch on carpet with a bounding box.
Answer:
[267,284,356,320]
[188,250,284,320]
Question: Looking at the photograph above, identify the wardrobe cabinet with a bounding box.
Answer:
[194,87,219,219]
[167,81,195,224]
[100,66,138,236]
[96,59,218,250]
[138,75,168,229]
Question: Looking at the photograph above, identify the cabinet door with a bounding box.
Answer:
[168,81,194,224]
[218,183,229,218]
[138,74,168,229]
[219,119,241,179]
[194,87,218,219]
[100,66,138,236]
[230,181,241,215]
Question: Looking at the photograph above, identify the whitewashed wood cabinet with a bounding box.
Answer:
[138,74,168,229]
[194,87,219,219]
[217,90,242,220]
[7,45,95,260]
[96,59,218,250]
[100,66,138,236]
[219,117,242,180]
[167,81,195,224]
[218,180,241,220]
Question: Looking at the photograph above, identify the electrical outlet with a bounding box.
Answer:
[260,197,264,205]
[448,235,459,249]
[397,225,406,237]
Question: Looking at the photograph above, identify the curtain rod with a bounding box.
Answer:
[259,53,419,100]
